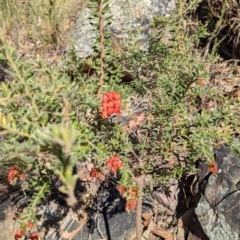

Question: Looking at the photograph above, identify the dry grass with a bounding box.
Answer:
[0,0,87,61]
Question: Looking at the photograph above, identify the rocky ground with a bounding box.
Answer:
[0,146,239,240]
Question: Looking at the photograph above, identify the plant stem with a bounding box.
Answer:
[97,0,105,99]
[135,175,144,240]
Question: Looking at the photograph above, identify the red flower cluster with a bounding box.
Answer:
[27,222,35,230]
[125,198,137,211]
[90,167,102,179]
[14,232,22,239]
[101,91,121,119]
[14,231,38,239]
[8,166,19,183]
[117,185,137,211]
[117,185,137,198]
[106,156,123,174]
[15,222,37,239]
[116,185,125,193]
[29,233,39,240]
[117,185,138,211]
[8,166,25,184]
[208,159,218,174]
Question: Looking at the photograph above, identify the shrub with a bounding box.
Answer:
[0,0,240,238]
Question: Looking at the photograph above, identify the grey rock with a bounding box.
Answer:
[0,200,10,221]
[69,8,98,58]
[195,197,239,240]
[45,207,137,240]
[195,145,240,240]
[43,181,138,240]
[70,0,176,58]
[63,211,136,240]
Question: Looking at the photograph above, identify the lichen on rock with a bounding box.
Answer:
[196,145,240,240]
[70,0,176,58]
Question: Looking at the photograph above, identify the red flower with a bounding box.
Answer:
[125,198,137,211]
[27,221,35,230]
[130,188,137,197]
[30,233,39,240]
[14,232,22,239]
[112,92,120,100]
[106,156,123,174]
[117,185,126,194]
[8,166,20,184]
[208,159,218,174]
[101,91,121,118]
[90,167,102,179]
[19,174,25,181]
[117,185,138,212]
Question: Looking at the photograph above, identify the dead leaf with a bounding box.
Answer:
[142,220,157,240]
[142,212,151,226]
[177,219,185,240]
[143,219,174,240]
[154,227,174,240]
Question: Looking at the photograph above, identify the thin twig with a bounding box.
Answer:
[97,0,105,99]
[135,175,144,240]
[132,151,144,240]
[225,197,240,213]
[97,211,106,239]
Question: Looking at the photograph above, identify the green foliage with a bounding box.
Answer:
[117,0,240,180]
[0,46,83,207]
